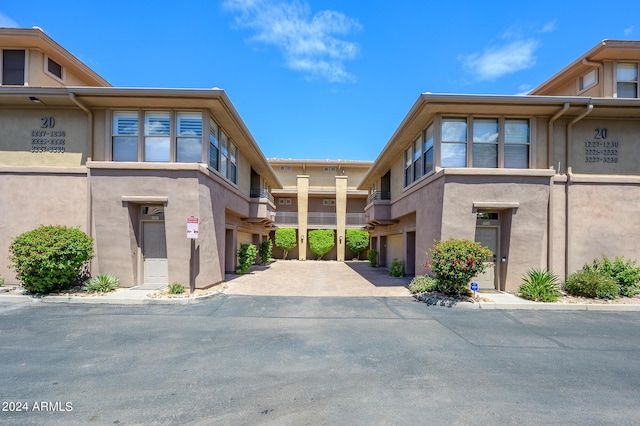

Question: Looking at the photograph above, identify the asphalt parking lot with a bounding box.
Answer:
[1,294,640,425]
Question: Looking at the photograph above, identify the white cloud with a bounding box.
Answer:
[624,25,634,36]
[540,20,557,33]
[459,39,540,81]
[223,0,361,83]
[0,11,19,27]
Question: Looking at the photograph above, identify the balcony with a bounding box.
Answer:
[247,189,276,225]
[274,211,298,226]
[308,212,336,227]
[346,213,366,228]
[364,198,394,226]
[367,191,391,203]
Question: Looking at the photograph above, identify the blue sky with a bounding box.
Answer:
[2,1,640,161]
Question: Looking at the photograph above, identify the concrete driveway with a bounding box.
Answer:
[224,260,412,297]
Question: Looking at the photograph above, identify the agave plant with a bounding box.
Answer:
[517,269,562,302]
[82,273,120,294]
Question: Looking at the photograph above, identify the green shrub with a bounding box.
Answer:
[82,273,120,294]
[583,255,640,297]
[274,228,297,259]
[517,269,562,302]
[367,249,378,267]
[389,258,404,277]
[426,239,492,296]
[308,229,335,260]
[345,229,370,259]
[259,240,273,264]
[0,276,4,286]
[409,275,439,293]
[564,270,620,299]
[9,225,94,294]
[237,243,257,274]
[168,282,186,295]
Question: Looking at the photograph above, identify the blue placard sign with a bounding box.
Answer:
[470,282,479,291]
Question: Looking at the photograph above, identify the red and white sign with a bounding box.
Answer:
[186,216,199,239]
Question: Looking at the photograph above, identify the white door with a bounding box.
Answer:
[474,227,498,290]
[143,221,168,285]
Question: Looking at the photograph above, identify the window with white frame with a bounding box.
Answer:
[2,49,25,85]
[504,119,530,168]
[404,146,412,187]
[209,118,219,170]
[45,56,64,81]
[441,117,467,167]
[220,131,229,178]
[279,198,292,205]
[144,111,171,162]
[423,124,434,174]
[176,112,202,162]
[112,111,139,161]
[323,167,336,172]
[413,135,422,181]
[323,199,336,206]
[616,62,639,98]
[472,118,499,168]
[229,142,238,184]
[579,69,597,92]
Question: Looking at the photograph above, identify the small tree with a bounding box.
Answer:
[345,229,370,260]
[9,225,94,294]
[274,228,297,259]
[259,240,273,265]
[308,229,335,260]
[426,238,492,296]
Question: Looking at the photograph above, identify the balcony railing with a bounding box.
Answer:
[308,212,336,226]
[250,189,275,204]
[367,191,391,203]
[274,212,298,225]
[346,213,366,227]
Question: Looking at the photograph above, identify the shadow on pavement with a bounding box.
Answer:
[344,260,412,288]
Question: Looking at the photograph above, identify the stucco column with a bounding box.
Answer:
[335,175,348,262]
[297,175,309,260]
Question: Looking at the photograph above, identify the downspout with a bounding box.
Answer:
[546,103,570,272]
[565,102,594,279]
[69,92,95,274]
[582,58,603,97]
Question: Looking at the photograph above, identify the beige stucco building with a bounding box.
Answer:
[2,28,640,293]
[360,40,640,291]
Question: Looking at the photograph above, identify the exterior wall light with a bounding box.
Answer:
[339,235,343,244]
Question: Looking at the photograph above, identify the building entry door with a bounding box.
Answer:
[142,221,168,286]
[474,226,498,290]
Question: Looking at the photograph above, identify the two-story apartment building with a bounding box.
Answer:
[269,159,370,261]
[360,40,640,291]
[0,27,281,289]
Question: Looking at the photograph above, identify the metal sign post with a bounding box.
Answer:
[471,281,479,298]
[187,217,199,295]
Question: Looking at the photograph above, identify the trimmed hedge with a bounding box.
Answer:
[274,228,297,259]
[345,229,369,259]
[308,229,335,260]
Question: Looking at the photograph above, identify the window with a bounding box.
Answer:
[441,118,467,167]
[2,50,25,85]
[229,142,238,184]
[209,118,219,170]
[616,63,639,98]
[176,112,202,162]
[413,136,422,181]
[323,167,336,172]
[220,131,229,178]
[279,166,292,171]
[46,56,63,80]
[472,118,498,168]
[504,119,530,168]
[423,124,434,174]
[323,199,336,206]
[404,146,412,187]
[144,112,171,162]
[279,198,292,205]
[579,69,597,92]
[112,111,139,161]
